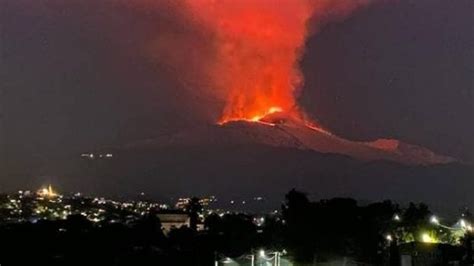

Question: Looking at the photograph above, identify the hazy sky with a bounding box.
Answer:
[1,0,473,192]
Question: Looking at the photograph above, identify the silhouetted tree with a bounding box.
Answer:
[133,210,165,246]
[187,197,202,231]
[281,189,314,262]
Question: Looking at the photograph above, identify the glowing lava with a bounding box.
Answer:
[185,0,312,123]
[218,106,283,124]
[182,0,371,125]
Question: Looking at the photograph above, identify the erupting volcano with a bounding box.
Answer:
[129,0,456,166]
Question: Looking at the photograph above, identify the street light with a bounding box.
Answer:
[247,254,255,266]
[458,219,473,232]
[431,216,472,233]
[222,257,233,264]
[258,250,284,266]
[430,215,440,225]
[393,214,401,221]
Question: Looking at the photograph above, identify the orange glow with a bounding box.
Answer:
[218,106,282,125]
[37,185,58,198]
[305,121,333,136]
[249,106,283,122]
[182,0,370,125]
[186,0,312,123]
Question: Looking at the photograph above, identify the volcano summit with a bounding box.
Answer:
[125,111,454,166]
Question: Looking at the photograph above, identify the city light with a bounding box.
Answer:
[2,186,472,264]
[254,216,265,227]
[37,185,58,198]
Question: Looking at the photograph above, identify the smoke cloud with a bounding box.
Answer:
[119,0,372,123]
[155,0,372,123]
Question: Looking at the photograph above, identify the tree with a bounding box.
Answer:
[281,189,314,262]
[187,197,202,231]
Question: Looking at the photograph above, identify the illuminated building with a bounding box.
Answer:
[156,210,204,234]
[156,211,191,234]
[175,196,217,210]
[37,185,58,198]
[175,198,191,210]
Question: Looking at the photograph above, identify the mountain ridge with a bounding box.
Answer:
[121,112,455,166]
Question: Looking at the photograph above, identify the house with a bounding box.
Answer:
[156,210,190,234]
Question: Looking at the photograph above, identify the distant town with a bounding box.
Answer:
[1,186,473,265]
[0,185,274,235]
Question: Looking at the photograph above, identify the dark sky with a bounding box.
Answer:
[1,0,473,194]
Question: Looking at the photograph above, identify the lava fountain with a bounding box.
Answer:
[185,0,310,124]
[183,0,370,125]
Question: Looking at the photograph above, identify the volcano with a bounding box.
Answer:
[118,1,458,166]
[73,112,469,210]
[124,112,454,166]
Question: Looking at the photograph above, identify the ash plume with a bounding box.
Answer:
[147,0,372,124]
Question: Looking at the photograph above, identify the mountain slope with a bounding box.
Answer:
[67,113,467,210]
[124,112,454,165]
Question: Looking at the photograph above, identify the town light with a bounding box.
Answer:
[259,250,265,258]
[37,185,58,198]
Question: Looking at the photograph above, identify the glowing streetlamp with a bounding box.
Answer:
[222,257,233,264]
[249,254,255,266]
[257,249,283,266]
[458,219,473,232]
[430,215,440,225]
[431,215,472,233]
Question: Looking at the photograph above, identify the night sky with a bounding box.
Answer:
[1,0,473,205]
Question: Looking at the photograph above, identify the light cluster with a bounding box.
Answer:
[0,186,169,225]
